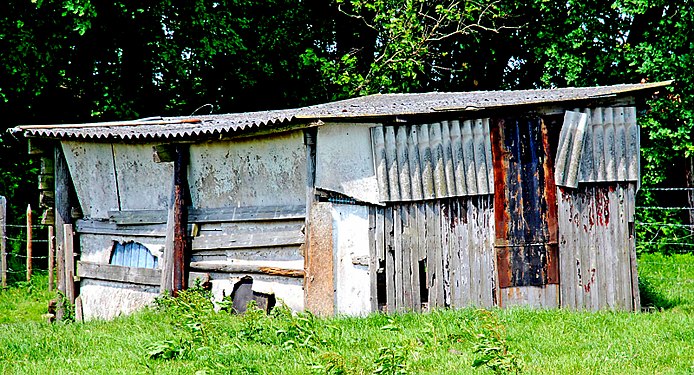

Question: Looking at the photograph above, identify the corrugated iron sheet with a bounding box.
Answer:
[110,242,158,269]
[555,107,639,188]
[557,183,639,311]
[13,81,669,140]
[371,120,493,202]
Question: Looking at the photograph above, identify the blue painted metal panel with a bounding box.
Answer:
[109,242,158,269]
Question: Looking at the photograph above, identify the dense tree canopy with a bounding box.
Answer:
[0,0,692,243]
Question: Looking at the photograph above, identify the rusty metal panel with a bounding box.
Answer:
[557,183,639,311]
[492,117,559,291]
[555,107,639,188]
[372,120,493,202]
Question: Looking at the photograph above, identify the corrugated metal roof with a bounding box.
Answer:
[12,81,669,140]
[555,107,639,188]
[372,120,493,202]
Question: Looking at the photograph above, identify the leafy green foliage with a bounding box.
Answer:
[2,255,694,374]
[470,310,522,374]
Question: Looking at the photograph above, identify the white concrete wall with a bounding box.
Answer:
[332,204,371,315]
[316,123,381,205]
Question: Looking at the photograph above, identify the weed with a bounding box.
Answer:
[373,343,410,375]
[146,339,190,360]
[470,310,522,374]
[311,352,348,375]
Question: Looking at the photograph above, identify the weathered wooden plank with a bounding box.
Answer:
[426,201,436,308]
[449,199,462,308]
[376,207,385,263]
[305,202,334,316]
[54,146,70,320]
[189,261,305,278]
[384,206,395,313]
[433,201,444,307]
[627,184,640,311]
[76,219,167,237]
[393,205,404,311]
[482,195,495,308]
[191,230,305,250]
[63,224,76,304]
[368,207,379,312]
[617,184,631,310]
[409,204,421,312]
[403,205,415,310]
[109,205,307,225]
[78,261,161,285]
[596,187,607,310]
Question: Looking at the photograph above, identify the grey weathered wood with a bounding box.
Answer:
[76,219,167,237]
[160,208,175,294]
[26,204,32,282]
[189,261,305,278]
[425,201,438,308]
[191,229,304,250]
[393,206,404,311]
[48,226,54,291]
[63,224,75,305]
[375,207,385,263]
[54,145,71,320]
[401,205,413,310]
[74,295,83,323]
[409,205,421,312]
[108,205,306,225]
[0,196,6,288]
[458,199,471,307]
[440,201,452,307]
[368,207,379,312]
[78,261,161,285]
[627,184,640,311]
[384,206,395,313]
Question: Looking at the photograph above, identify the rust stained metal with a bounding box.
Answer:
[492,117,559,290]
[372,120,493,202]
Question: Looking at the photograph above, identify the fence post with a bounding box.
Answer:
[63,223,75,305]
[48,225,54,291]
[26,204,32,282]
[0,196,6,288]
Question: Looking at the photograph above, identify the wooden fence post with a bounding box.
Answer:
[48,225,55,291]
[26,204,32,282]
[63,223,75,305]
[0,196,6,288]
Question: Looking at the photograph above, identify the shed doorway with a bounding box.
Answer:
[491,117,559,307]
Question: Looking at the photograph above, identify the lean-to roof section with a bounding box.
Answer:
[12,81,670,140]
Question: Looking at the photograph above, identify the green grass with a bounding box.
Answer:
[0,256,693,375]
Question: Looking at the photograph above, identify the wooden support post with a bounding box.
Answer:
[26,204,32,282]
[0,196,6,288]
[157,144,189,296]
[54,145,71,320]
[48,225,55,291]
[63,224,75,305]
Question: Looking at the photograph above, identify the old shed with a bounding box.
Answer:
[13,81,669,319]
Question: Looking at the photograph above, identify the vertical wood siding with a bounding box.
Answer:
[370,195,495,312]
[557,183,639,311]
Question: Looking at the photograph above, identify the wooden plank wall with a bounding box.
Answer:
[370,195,495,312]
[557,183,639,311]
[75,205,307,313]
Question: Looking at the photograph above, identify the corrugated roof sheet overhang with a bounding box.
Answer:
[12,81,671,141]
